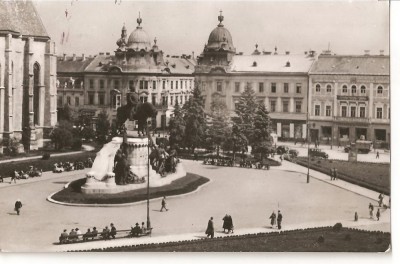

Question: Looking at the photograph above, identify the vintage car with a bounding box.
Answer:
[276,146,290,155]
[288,149,299,157]
[309,148,329,159]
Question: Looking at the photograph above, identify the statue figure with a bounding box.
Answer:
[116,93,157,137]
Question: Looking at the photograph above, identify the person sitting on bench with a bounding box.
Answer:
[141,222,147,234]
[59,229,69,243]
[110,223,117,239]
[101,226,110,240]
[83,228,92,241]
[69,228,78,242]
[131,223,141,237]
[91,227,98,240]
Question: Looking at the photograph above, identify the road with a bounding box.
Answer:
[0,160,389,252]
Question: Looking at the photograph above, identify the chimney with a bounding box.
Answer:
[72,54,76,61]
[63,53,67,61]
[285,51,290,55]
[364,50,370,56]
[106,52,110,56]
[379,50,384,56]
[82,54,86,61]
[99,52,104,55]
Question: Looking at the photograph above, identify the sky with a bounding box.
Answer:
[33,0,390,57]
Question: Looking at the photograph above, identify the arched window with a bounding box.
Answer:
[342,85,348,93]
[351,85,357,94]
[326,84,332,93]
[33,63,40,125]
[361,85,366,94]
[315,84,321,92]
[377,86,383,94]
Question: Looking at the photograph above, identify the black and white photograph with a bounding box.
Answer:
[0,0,396,257]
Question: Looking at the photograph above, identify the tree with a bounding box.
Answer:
[168,101,185,147]
[96,110,110,143]
[183,82,206,153]
[50,120,73,150]
[206,98,230,157]
[252,103,273,161]
[60,104,76,123]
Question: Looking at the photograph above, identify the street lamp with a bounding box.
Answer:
[146,124,152,230]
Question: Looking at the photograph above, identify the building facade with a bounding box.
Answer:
[0,0,57,152]
[308,53,390,147]
[195,12,315,139]
[57,16,195,130]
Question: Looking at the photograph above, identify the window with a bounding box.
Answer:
[145,81,149,89]
[153,81,156,89]
[163,80,166,89]
[98,93,105,105]
[111,94,121,109]
[315,84,321,92]
[75,97,79,106]
[170,96,174,105]
[283,101,289,112]
[100,80,105,89]
[235,82,240,92]
[259,83,264,93]
[89,79,94,89]
[88,93,94,105]
[270,101,276,112]
[152,95,156,105]
[314,105,320,116]
[341,106,347,117]
[295,101,302,113]
[326,105,331,116]
[351,85,357,94]
[377,86,383,94]
[114,80,120,90]
[360,106,365,118]
[140,80,144,90]
[342,85,348,93]
[140,96,148,103]
[129,80,135,92]
[180,80,183,89]
[361,85,366,94]
[67,96,71,105]
[296,83,301,93]
[170,81,173,89]
[350,106,356,117]
[284,83,289,93]
[162,96,168,106]
[180,96,183,104]
[271,83,276,93]
[376,107,383,119]
[326,84,332,93]
[175,81,178,89]
[217,81,222,92]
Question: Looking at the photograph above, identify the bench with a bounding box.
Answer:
[58,228,153,245]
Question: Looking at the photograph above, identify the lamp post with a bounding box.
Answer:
[146,125,151,230]
[306,78,310,184]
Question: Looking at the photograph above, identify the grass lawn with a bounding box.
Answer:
[85,227,390,252]
[295,157,390,195]
[51,173,209,204]
[0,152,96,177]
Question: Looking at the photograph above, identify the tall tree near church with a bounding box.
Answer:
[168,101,185,148]
[206,97,230,157]
[252,102,273,161]
[183,82,206,153]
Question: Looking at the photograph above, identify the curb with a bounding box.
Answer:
[46,176,213,207]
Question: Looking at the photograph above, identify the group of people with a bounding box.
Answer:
[203,157,234,167]
[53,158,93,173]
[269,210,283,230]
[205,214,234,239]
[149,143,178,177]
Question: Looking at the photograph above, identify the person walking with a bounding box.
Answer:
[277,211,283,230]
[110,223,117,239]
[376,151,380,159]
[269,211,277,227]
[160,196,168,212]
[333,168,338,180]
[228,215,234,234]
[222,214,230,233]
[369,203,374,219]
[376,209,381,221]
[205,217,214,238]
[330,168,334,181]
[14,199,22,215]
[10,171,17,184]
[378,193,384,207]
[354,212,358,222]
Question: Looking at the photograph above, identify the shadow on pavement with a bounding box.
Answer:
[7,212,18,215]
[53,181,69,184]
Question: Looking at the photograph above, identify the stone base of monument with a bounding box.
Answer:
[80,136,186,194]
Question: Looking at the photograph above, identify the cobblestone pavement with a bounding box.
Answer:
[0,160,390,252]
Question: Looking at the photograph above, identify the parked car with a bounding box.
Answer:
[344,140,372,154]
[309,148,329,159]
[276,146,290,155]
[289,149,299,157]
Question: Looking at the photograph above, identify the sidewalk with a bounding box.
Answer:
[0,150,86,164]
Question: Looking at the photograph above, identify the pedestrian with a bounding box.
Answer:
[277,210,283,230]
[354,212,358,222]
[75,228,82,241]
[228,215,234,234]
[10,171,17,184]
[160,196,168,212]
[205,217,214,238]
[141,222,147,234]
[330,168,334,181]
[376,151,380,159]
[269,211,276,227]
[369,203,374,219]
[376,209,381,221]
[280,155,283,162]
[14,199,22,215]
[333,168,338,180]
[110,223,117,239]
[378,193,384,207]
[222,214,230,233]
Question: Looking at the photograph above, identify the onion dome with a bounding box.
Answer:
[127,14,151,50]
[206,11,235,51]
[116,23,127,49]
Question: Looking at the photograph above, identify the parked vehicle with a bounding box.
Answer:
[344,140,372,154]
[288,149,299,158]
[276,146,289,155]
[309,148,329,159]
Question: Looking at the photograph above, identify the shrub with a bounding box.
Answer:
[345,234,351,241]
[333,223,343,232]
[72,138,82,151]
[317,235,325,243]
[42,153,51,160]
[50,127,73,150]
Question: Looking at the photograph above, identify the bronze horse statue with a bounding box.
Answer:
[116,93,157,136]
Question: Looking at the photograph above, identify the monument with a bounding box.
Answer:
[81,93,186,194]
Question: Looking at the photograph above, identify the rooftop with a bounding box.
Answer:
[0,0,49,39]
[57,55,95,73]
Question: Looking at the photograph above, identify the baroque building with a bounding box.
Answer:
[0,0,57,152]
[57,16,195,130]
[308,52,390,147]
[195,12,315,139]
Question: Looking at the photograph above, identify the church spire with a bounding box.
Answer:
[218,10,224,27]
[137,12,142,28]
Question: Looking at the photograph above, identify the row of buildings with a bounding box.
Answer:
[0,1,390,152]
